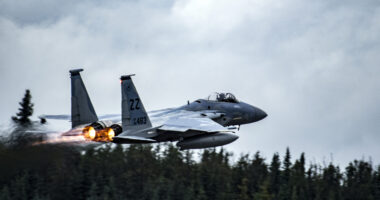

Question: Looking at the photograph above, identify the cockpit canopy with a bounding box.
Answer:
[207,92,239,103]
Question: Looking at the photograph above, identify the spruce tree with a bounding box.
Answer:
[233,154,250,199]
[321,163,342,200]
[249,151,268,194]
[343,160,373,199]
[279,147,292,200]
[12,89,34,127]
[305,164,318,199]
[268,153,281,197]
[290,153,307,200]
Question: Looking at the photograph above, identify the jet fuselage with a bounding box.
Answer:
[184,99,267,126]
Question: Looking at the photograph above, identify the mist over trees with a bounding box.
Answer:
[0,90,379,200]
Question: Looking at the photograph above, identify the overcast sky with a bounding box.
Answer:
[1,0,379,166]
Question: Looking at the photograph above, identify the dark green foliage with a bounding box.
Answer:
[343,160,374,200]
[290,153,307,200]
[199,148,232,200]
[0,137,379,200]
[268,153,281,197]
[12,89,34,127]
[278,147,292,200]
[373,166,380,199]
[305,164,319,200]
[320,163,342,199]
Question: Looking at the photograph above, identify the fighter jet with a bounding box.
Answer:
[43,69,267,149]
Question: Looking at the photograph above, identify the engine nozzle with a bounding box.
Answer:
[82,122,122,142]
[83,126,96,140]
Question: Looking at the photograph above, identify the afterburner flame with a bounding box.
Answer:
[83,126,96,140]
[88,127,96,139]
[33,125,116,145]
[107,128,115,141]
[83,126,115,142]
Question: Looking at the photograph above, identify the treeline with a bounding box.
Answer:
[0,140,379,200]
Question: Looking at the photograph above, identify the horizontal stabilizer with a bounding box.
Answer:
[40,115,71,120]
[112,135,157,144]
[25,130,58,134]
[40,114,120,121]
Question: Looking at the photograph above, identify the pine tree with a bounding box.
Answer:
[279,147,292,200]
[232,154,250,199]
[343,160,373,199]
[290,153,307,200]
[199,148,232,200]
[320,163,342,199]
[12,89,34,127]
[305,164,319,200]
[268,153,281,197]
[248,151,268,195]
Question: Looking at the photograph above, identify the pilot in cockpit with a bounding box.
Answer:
[206,92,238,103]
[217,93,226,101]
[214,93,238,103]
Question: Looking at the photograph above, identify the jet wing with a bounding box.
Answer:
[112,135,157,143]
[159,117,230,133]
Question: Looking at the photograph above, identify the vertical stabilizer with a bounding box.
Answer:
[120,75,152,133]
[70,69,98,128]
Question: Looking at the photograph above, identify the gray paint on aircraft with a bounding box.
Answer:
[70,69,98,128]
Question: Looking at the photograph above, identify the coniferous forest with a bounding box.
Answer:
[0,91,379,200]
[1,138,379,200]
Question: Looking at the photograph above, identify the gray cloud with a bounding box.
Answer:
[0,0,379,166]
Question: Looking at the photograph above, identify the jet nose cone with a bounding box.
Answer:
[249,106,267,122]
[256,108,267,121]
